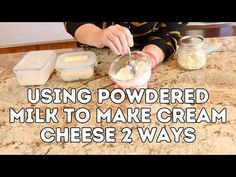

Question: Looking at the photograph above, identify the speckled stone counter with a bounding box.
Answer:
[0,37,236,154]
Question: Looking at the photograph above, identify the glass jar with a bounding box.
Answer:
[176,35,207,70]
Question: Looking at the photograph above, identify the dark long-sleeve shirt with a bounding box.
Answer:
[65,22,187,60]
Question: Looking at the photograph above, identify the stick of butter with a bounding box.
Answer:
[64,55,88,63]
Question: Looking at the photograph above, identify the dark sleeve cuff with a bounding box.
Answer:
[65,22,95,37]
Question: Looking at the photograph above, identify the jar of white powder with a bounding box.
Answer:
[176,35,207,70]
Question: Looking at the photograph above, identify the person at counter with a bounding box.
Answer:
[64,22,187,68]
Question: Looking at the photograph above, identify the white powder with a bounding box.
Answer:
[114,61,151,88]
[177,50,206,70]
[116,61,148,80]
[58,67,94,82]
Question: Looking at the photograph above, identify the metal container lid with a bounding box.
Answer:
[180,35,205,47]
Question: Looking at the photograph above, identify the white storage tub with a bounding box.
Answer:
[13,50,57,86]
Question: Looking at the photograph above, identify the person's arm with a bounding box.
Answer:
[74,23,103,48]
[64,22,102,46]
[142,22,187,67]
[64,22,89,37]
[142,44,165,68]
[65,22,133,55]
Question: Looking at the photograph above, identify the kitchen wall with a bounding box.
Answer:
[0,22,74,48]
[1,22,236,48]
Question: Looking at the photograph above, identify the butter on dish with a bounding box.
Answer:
[56,51,97,82]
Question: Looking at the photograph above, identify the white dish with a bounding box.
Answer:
[56,51,97,82]
[109,51,152,88]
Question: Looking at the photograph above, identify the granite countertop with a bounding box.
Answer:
[0,37,236,154]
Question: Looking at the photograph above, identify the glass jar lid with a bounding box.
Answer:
[180,35,205,48]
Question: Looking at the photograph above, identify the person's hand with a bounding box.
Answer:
[95,24,134,55]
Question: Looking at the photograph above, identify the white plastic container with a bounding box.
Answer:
[13,50,57,86]
[56,51,97,82]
